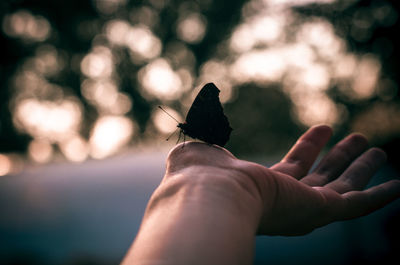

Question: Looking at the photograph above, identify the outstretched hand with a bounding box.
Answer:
[166,125,400,236]
[123,125,400,265]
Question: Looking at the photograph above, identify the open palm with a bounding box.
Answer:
[166,125,400,236]
[246,125,399,235]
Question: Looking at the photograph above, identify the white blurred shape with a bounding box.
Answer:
[266,0,336,7]
[105,19,131,45]
[81,46,113,79]
[138,59,183,100]
[176,13,207,44]
[81,79,133,114]
[34,45,62,76]
[231,49,286,84]
[109,93,133,115]
[333,54,357,79]
[200,60,228,82]
[352,54,381,99]
[283,43,315,68]
[60,135,89,162]
[90,116,134,159]
[0,154,12,176]
[2,10,50,41]
[251,15,284,45]
[28,139,53,163]
[300,64,330,91]
[297,20,344,58]
[230,15,284,53]
[81,79,118,108]
[15,98,82,141]
[177,68,194,92]
[293,92,339,126]
[126,25,162,61]
[230,24,256,53]
[94,0,127,15]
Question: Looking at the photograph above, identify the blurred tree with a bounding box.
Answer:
[0,0,399,169]
[295,0,400,171]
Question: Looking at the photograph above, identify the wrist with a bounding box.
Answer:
[127,165,262,265]
[150,165,263,233]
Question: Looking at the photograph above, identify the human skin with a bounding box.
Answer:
[121,125,400,265]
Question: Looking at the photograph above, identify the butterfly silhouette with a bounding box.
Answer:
[159,83,232,147]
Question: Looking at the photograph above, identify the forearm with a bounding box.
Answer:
[122,168,261,265]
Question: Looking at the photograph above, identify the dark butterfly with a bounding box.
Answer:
[177,83,232,147]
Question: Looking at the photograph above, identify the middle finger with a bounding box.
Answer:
[301,133,369,186]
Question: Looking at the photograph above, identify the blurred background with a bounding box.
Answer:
[1,0,400,264]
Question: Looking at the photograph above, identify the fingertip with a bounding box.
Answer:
[302,124,333,145]
[311,124,333,136]
[369,147,387,164]
[346,133,369,146]
[388,179,400,193]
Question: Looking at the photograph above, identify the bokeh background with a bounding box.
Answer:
[1,0,400,264]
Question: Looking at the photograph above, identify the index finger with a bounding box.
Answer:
[271,125,332,179]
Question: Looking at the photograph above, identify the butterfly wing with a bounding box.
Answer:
[183,83,232,147]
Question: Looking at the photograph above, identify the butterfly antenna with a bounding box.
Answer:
[158,106,180,123]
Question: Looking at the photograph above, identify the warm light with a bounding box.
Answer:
[105,17,162,61]
[197,61,233,103]
[125,25,162,62]
[176,13,207,44]
[164,41,196,68]
[292,92,339,126]
[59,135,89,162]
[297,20,344,59]
[130,6,158,28]
[0,154,12,176]
[265,0,336,7]
[81,79,119,109]
[333,54,357,79]
[28,139,53,163]
[200,60,228,82]
[230,49,286,84]
[351,103,400,141]
[352,54,381,99]
[300,63,330,91]
[89,116,134,159]
[80,46,114,79]
[230,14,284,53]
[13,70,46,94]
[33,45,62,76]
[252,16,283,44]
[94,0,127,15]
[15,98,82,141]
[2,10,51,41]
[153,107,182,134]
[282,43,315,68]
[111,93,133,115]
[105,19,131,46]
[230,24,256,53]
[138,58,183,100]
[177,68,194,92]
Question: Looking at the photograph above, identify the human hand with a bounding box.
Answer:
[123,125,400,265]
[165,125,400,236]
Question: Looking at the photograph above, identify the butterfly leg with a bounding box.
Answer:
[177,129,182,144]
[182,133,186,148]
